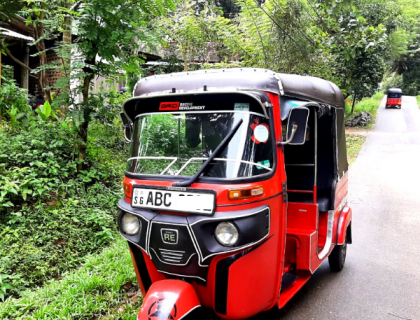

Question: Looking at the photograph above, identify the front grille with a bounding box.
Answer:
[159,248,185,264]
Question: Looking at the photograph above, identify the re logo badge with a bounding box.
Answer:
[161,229,178,244]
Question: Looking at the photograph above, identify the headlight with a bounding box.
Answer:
[215,222,239,246]
[121,213,141,235]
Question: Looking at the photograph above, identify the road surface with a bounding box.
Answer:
[206,96,420,320]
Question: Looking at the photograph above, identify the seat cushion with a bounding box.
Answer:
[288,193,330,212]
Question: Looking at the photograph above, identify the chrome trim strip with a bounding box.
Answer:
[150,248,196,266]
[160,252,184,258]
[317,210,334,260]
[159,248,185,254]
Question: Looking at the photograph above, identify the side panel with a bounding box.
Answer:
[128,242,165,296]
[212,236,279,319]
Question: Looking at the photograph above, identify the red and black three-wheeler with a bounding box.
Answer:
[117,68,352,320]
[385,88,403,109]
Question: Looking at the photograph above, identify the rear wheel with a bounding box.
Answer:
[328,242,347,272]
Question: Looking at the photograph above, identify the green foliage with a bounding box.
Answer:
[382,72,403,92]
[0,238,141,319]
[0,121,76,209]
[157,0,238,70]
[417,96,420,108]
[0,118,126,299]
[0,81,32,123]
[0,274,14,302]
[346,92,384,116]
[0,0,23,21]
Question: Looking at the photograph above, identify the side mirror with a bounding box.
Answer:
[278,107,309,145]
[120,112,133,143]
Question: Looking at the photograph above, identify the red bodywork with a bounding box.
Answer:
[122,91,352,320]
[386,98,402,107]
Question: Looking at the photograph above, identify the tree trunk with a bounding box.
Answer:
[351,91,357,114]
[61,0,72,105]
[183,50,188,71]
[34,22,52,104]
[77,66,94,171]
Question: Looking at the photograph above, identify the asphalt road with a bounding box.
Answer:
[205,96,420,320]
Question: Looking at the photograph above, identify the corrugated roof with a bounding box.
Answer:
[0,27,34,42]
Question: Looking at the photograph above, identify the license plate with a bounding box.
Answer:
[131,186,215,215]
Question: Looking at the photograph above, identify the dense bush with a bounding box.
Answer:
[0,118,126,299]
[0,121,76,209]
[0,81,33,123]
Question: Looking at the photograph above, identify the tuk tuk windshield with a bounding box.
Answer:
[387,92,402,98]
[127,112,274,179]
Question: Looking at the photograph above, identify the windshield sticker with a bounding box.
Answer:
[159,102,180,111]
[251,119,269,144]
[179,102,205,111]
[256,160,270,170]
[159,102,205,111]
[234,103,249,111]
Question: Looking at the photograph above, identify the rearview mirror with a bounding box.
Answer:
[279,107,309,145]
[120,112,133,143]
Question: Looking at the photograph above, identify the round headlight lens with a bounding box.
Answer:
[121,213,141,235]
[215,222,239,246]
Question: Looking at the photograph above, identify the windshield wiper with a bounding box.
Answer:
[173,118,244,187]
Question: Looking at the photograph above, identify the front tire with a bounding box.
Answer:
[328,242,347,272]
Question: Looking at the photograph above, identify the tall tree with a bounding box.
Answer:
[68,0,176,170]
[157,0,238,71]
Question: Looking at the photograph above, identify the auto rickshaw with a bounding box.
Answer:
[385,88,402,109]
[117,68,352,320]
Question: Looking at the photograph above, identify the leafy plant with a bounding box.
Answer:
[0,274,14,301]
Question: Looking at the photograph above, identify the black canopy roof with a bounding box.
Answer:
[387,88,402,93]
[131,68,344,109]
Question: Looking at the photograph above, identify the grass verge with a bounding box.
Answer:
[346,134,366,165]
[416,96,420,108]
[0,237,142,320]
[345,92,384,127]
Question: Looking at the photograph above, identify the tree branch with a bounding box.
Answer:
[1,44,36,75]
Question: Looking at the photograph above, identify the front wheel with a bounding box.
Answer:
[328,242,347,272]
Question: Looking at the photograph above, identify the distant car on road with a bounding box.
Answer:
[385,88,402,109]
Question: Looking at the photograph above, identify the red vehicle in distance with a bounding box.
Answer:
[118,68,352,320]
[385,88,402,109]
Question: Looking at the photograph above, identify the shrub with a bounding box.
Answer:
[0,121,76,210]
[0,81,33,123]
[0,118,126,299]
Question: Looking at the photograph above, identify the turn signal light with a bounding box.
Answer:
[228,186,264,200]
[123,181,132,196]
